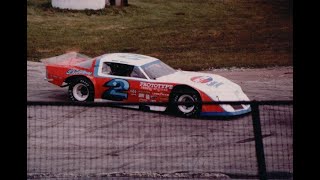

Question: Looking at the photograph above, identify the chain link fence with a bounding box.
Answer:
[27,101,292,180]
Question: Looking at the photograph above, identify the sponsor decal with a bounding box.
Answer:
[118,54,148,60]
[66,69,92,75]
[191,76,213,83]
[140,82,173,90]
[129,89,137,96]
[152,92,169,97]
[146,94,150,100]
[191,76,224,88]
[207,81,224,88]
[138,93,151,100]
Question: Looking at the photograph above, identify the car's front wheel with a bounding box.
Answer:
[68,77,94,102]
[170,89,201,117]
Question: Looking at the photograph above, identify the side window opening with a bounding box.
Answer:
[102,62,112,74]
[111,63,133,77]
[101,62,146,79]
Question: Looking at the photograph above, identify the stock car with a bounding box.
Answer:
[42,52,251,117]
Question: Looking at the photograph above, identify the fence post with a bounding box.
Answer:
[251,102,267,180]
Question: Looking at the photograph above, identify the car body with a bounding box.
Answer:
[42,52,251,117]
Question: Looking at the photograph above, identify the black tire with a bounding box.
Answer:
[68,77,94,102]
[169,89,201,117]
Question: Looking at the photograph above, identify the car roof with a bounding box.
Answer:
[98,53,159,66]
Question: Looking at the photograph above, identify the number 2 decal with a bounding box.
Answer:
[102,79,129,101]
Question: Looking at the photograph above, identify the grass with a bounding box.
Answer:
[27,0,292,70]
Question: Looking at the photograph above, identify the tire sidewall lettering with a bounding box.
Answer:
[68,78,94,102]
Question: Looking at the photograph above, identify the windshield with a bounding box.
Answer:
[141,60,176,79]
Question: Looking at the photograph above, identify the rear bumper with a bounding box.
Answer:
[44,78,53,82]
[200,107,251,116]
[44,78,67,87]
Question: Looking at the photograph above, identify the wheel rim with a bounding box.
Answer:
[177,94,195,113]
[73,83,89,101]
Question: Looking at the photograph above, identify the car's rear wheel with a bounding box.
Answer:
[170,89,201,117]
[68,77,94,102]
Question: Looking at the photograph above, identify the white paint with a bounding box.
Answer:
[148,106,167,112]
[99,53,159,67]
[52,0,106,10]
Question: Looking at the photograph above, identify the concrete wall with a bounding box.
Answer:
[52,0,106,10]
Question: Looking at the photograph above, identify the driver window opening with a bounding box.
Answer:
[101,62,147,79]
[101,62,112,74]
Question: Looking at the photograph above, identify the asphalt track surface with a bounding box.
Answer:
[27,62,293,180]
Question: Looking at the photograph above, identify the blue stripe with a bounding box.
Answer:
[94,59,101,77]
[200,107,251,116]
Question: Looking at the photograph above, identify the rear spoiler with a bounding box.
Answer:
[40,52,92,65]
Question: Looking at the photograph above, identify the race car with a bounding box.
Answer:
[42,52,251,117]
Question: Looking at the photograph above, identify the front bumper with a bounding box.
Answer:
[200,107,251,116]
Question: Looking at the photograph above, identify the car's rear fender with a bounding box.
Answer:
[45,65,70,86]
[64,75,95,86]
[46,64,95,87]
